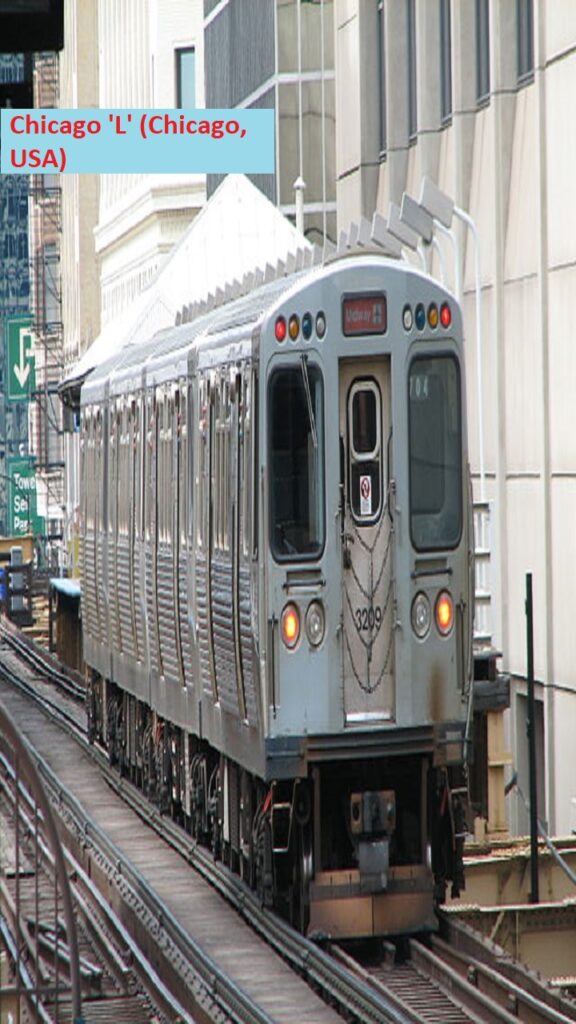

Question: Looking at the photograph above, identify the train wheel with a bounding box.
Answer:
[289,821,312,933]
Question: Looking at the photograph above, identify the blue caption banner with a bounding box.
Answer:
[1,108,275,174]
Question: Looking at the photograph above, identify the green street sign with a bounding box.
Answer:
[6,316,35,401]
[7,457,44,537]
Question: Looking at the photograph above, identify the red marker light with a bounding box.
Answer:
[440,302,452,329]
[275,316,287,342]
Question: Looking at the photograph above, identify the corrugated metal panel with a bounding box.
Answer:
[211,556,238,715]
[157,544,180,685]
[178,550,194,689]
[238,565,259,726]
[133,541,146,664]
[96,533,106,644]
[145,548,161,679]
[196,550,213,697]
[116,536,135,659]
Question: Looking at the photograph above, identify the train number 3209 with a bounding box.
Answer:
[354,606,383,631]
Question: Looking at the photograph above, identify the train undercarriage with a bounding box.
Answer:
[87,674,467,938]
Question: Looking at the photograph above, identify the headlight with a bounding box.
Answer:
[411,592,431,639]
[281,602,300,648]
[305,600,325,647]
[435,590,454,636]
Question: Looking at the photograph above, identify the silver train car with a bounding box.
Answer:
[80,252,473,938]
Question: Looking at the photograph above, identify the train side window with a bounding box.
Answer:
[408,355,462,550]
[213,376,231,553]
[177,385,188,547]
[241,368,251,559]
[196,377,208,548]
[268,363,325,561]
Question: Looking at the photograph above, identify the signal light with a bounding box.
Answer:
[289,314,300,340]
[428,303,439,329]
[402,304,413,331]
[411,592,431,639]
[415,303,426,331]
[440,302,452,329]
[316,312,326,339]
[305,600,325,647]
[275,316,287,342]
[435,591,454,636]
[302,312,313,340]
[281,603,300,648]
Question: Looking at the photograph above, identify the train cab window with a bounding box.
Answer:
[409,355,462,550]
[269,362,324,560]
[348,380,382,523]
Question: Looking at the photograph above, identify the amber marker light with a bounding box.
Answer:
[289,314,300,340]
[428,303,439,329]
[435,591,454,636]
[281,603,300,648]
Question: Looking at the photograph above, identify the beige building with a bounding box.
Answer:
[59,0,205,571]
[335,0,576,837]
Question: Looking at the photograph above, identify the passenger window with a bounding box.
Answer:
[269,363,324,560]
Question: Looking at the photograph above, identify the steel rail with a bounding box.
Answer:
[0,637,416,1024]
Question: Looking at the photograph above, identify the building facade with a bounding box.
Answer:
[335,0,576,837]
[204,0,337,245]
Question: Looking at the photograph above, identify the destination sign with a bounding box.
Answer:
[342,293,387,337]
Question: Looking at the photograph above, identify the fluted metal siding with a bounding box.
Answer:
[238,565,258,726]
[178,551,194,688]
[196,550,213,697]
[211,556,238,715]
[145,548,161,679]
[116,536,135,658]
[157,544,181,685]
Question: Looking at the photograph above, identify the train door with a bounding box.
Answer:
[339,359,395,724]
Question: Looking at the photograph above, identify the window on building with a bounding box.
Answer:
[475,0,490,105]
[378,0,387,155]
[175,47,195,108]
[517,0,534,84]
[440,0,452,124]
[407,0,417,142]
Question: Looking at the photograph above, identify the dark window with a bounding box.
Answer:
[378,0,387,155]
[409,356,462,550]
[352,389,377,456]
[407,0,417,142]
[475,0,490,105]
[440,0,452,124]
[517,0,534,84]
[175,47,195,108]
[348,381,382,523]
[269,363,324,560]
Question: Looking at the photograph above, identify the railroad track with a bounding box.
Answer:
[1,624,575,1023]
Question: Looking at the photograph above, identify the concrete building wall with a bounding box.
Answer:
[334,0,576,836]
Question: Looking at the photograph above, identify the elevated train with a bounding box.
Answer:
[80,251,473,937]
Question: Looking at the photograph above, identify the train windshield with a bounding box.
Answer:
[409,355,462,550]
[269,363,325,560]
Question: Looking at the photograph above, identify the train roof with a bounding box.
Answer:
[80,251,451,405]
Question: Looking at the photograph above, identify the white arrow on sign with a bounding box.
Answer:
[14,327,33,389]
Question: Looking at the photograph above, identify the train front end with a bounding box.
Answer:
[260,254,472,937]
